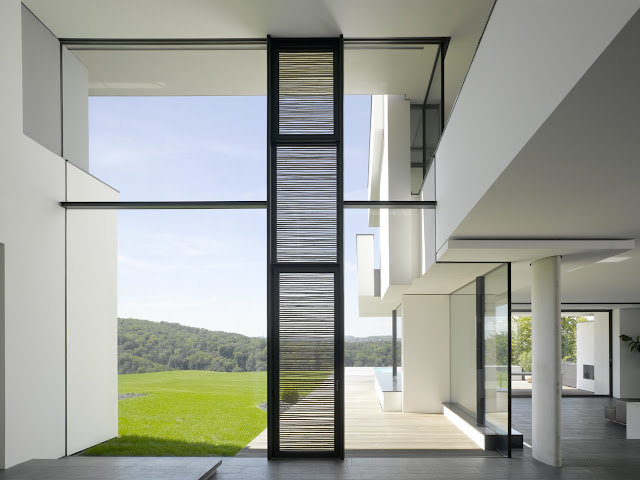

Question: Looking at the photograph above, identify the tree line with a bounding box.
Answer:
[118,318,398,374]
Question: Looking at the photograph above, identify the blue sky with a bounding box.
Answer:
[89,95,389,337]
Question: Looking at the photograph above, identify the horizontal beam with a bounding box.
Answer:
[60,201,267,210]
[61,200,437,210]
[343,201,436,209]
[60,37,450,51]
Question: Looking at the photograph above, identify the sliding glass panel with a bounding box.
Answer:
[483,264,511,456]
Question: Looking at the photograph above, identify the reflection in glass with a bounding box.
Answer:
[483,264,510,443]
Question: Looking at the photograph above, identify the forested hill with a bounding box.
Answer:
[118,318,396,374]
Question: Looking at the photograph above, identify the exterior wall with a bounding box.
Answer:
[356,235,375,297]
[379,96,412,298]
[576,322,595,392]
[434,0,639,251]
[612,308,640,399]
[66,164,118,455]
[401,295,450,413]
[0,0,67,467]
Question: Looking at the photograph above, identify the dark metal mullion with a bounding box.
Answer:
[62,37,451,47]
[345,37,450,45]
[274,263,340,274]
[273,135,340,146]
[440,41,446,135]
[60,201,267,209]
[343,200,436,209]
[476,276,486,427]
[266,35,277,460]
[335,35,345,460]
[60,38,267,47]
[507,262,512,457]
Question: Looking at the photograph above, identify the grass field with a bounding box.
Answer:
[82,371,267,456]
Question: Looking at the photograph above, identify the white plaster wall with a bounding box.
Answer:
[379,96,412,298]
[594,312,610,395]
[356,235,375,297]
[613,310,622,398]
[0,0,66,467]
[449,291,476,416]
[21,4,61,155]
[401,295,450,413]
[0,244,5,469]
[421,164,436,274]
[62,48,89,172]
[410,205,422,282]
[613,308,640,399]
[576,322,595,392]
[66,164,118,455]
[434,0,639,250]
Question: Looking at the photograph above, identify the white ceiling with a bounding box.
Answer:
[25,0,494,109]
[443,9,640,304]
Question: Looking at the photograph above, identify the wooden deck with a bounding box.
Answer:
[238,367,480,456]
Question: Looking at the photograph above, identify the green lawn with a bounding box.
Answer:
[82,371,267,456]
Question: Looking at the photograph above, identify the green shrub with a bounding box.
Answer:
[518,351,532,372]
[281,387,299,404]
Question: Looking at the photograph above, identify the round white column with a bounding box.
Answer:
[531,256,562,467]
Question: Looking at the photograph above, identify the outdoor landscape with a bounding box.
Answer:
[117,318,399,375]
[83,316,588,456]
[83,318,400,456]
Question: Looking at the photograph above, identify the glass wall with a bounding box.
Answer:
[449,280,478,419]
[483,264,510,455]
[449,264,511,456]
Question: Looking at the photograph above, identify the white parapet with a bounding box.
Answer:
[356,234,375,298]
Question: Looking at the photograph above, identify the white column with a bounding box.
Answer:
[531,256,562,467]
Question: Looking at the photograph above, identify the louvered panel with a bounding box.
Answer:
[268,38,343,459]
[276,146,337,263]
[279,52,334,135]
[278,273,335,452]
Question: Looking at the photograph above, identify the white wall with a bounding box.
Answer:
[402,295,450,413]
[434,0,639,250]
[379,96,412,298]
[576,322,595,392]
[594,312,610,395]
[356,235,375,297]
[21,3,61,155]
[62,48,89,171]
[66,163,118,455]
[448,291,476,416]
[421,167,436,275]
[613,308,640,399]
[0,244,5,468]
[0,0,66,467]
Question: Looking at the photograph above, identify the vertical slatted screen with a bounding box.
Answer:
[276,146,337,263]
[268,38,343,459]
[278,273,335,451]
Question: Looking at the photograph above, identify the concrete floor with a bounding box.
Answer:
[0,457,221,480]
[3,397,639,479]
